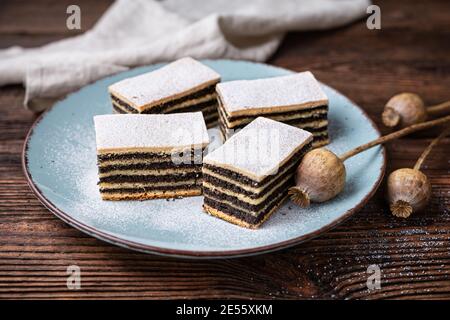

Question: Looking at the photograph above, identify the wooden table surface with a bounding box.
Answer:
[0,0,449,299]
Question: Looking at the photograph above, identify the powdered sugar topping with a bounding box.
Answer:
[216,71,328,114]
[109,57,220,108]
[204,117,313,181]
[94,112,209,151]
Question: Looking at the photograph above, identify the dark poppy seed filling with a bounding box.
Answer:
[94,112,210,200]
[216,72,329,147]
[100,184,202,194]
[217,95,329,146]
[202,145,311,221]
[203,141,311,188]
[98,148,203,162]
[204,191,288,225]
[99,171,201,184]
[97,148,205,189]
[202,142,311,199]
[110,84,219,127]
[220,103,328,123]
[202,117,314,228]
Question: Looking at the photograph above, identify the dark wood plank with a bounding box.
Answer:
[0,0,449,299]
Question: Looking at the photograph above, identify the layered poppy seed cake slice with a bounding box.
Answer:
[108,57,221,127]
[216,71,329,147]
[94,112,209,200]
[202,117,313,228]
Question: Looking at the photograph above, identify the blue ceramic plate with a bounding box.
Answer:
[23,60,385,258]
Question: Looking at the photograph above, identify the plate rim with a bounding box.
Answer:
[22,59,386,259]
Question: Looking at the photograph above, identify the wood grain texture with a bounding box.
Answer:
[0,0,449,299]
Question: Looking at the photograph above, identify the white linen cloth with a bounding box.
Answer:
[0,0,370,111]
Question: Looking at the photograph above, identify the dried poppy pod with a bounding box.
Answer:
[289,115,450,207]
[387,127,449,218]
[289,148,345,207]
[382,93,450,129]
[387,168,431,218]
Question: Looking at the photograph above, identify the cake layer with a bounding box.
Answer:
[100,184,200,194]
[113,100,219,122]
[98,162,202,174]
[204,182,288,219]
[112,97,218,128]
[219,128,328,146]
[102,188,202,201]
[314,136,329,147]
[111,85,216,114]
[219,121,328,148]
[219,124,328,137]
[203,117,313,182]
[108,57,220,111]
[203,158,296,198]
[171,100,219,128]
[219,120,328,132]
[99,179,200,190]
[98,157,202,167]
[285,117,328,128]
[99,171,201,183]
[98,151,173,161]
[202,141,311,192]
[203,169,297,210]
[97,148,204,162]
[98,167,201,179]
[218,102,328,129]
[98,152,203,167]
[171,100,217,115]
[221,104,327,122]
[216,71,328,117]
[203,140,311,188]
[203,175,292,211]
[219,118,328,138]
[220,112,328,131]
[206,120,219,128]
[112,97,217,116]
[203,193,288,229]
[94,113,209,154]
[203,114,219,127]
